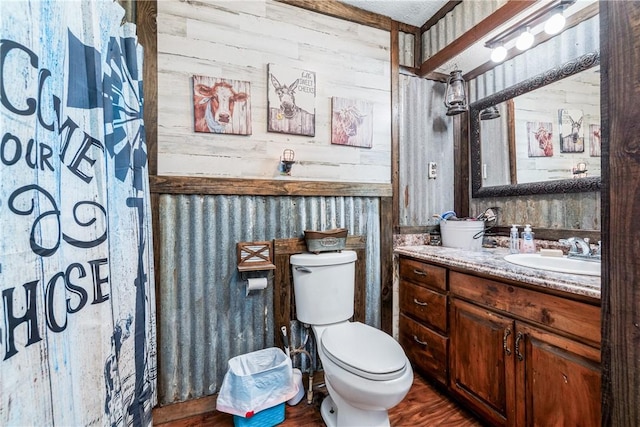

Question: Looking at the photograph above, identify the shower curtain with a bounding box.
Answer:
[0,1,156,425]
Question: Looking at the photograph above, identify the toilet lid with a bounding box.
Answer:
[321,322,407,381]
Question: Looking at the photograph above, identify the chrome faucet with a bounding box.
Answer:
[559,237,601,261]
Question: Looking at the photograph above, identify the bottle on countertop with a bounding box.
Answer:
[429,226,441,246]
[509,225,520,254]
[520,224,536,254]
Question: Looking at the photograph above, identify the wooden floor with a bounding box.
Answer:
[156,372,484,427]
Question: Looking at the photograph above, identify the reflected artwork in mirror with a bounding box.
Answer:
[470,51,601,198]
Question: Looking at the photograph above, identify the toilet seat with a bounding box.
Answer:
[321,322,407,381]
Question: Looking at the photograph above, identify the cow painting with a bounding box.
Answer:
[534,126,554,157]
[558,109,584,153]
[331,97,374,148]
[267,64,315,136]
[193,76,251,135]
[526,121,554,157]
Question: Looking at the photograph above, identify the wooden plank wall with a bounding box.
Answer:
[156,0,391,184]
[273,236,367,351]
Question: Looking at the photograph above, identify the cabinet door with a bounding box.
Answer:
[515,323,601,427]
[450,298,516,427]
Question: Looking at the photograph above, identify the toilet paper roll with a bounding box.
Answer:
[246,277,268,295]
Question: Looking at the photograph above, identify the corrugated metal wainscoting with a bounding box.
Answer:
[156,194,381,405]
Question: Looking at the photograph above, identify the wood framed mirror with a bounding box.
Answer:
[470,51,601,198]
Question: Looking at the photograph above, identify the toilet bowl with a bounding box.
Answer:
[290,251,413,427]
[313,322,413,427]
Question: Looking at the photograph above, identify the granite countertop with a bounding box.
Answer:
[394,245,601,300]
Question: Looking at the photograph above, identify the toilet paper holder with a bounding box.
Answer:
[237,241,276,296]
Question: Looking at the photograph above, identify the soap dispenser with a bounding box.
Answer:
[509,225,520,254]
[520,224,536,254]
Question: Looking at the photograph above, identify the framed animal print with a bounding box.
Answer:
[192,75,251,135]
[527,121,554,157]
[589,124,601,157]
[331,97,374,148]
[267,64,316,136]
[558,109,584,153]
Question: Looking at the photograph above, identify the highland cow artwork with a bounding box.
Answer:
[193,76,251,135]
[267,64,316,136]
[331,97,374,148]
[527,121,554,157]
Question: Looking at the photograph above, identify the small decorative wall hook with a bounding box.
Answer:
[279,148,295,175]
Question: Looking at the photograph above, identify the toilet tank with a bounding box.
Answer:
[290,251,357,325]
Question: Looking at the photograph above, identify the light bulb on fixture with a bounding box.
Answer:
[544,12,566,35]
[490,45,508,63]
[515,27,534,51]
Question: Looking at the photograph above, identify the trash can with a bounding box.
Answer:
[216,347,298,427]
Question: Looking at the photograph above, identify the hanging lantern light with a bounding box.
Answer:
[444,70,468,116]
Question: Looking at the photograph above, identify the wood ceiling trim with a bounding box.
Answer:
[421,0,463,33]
[398,22,420,34]
[275,0,392,31]
[419,0,536,76]
[150,175,392,197]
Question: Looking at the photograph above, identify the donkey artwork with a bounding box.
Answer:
[559,110,584,153]
[267,69,315,136]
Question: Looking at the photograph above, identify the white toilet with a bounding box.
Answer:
[290,251,413,427]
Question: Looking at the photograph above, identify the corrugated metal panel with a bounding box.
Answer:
[399,74,455,226]
[399,31,415,67]
[468,15,600,102]
[156,194,381,405]
[422,0,506,60]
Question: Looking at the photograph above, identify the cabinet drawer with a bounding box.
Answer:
[450,271,601,346]
[400,281,448,333]
[400,314,448,386]
[399,257,447,291]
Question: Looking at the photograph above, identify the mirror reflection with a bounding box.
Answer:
[470,51,601,198]
[480,66,600,186]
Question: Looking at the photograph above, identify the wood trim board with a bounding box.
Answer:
[150,175,392,197]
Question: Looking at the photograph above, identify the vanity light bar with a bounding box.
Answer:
[484,0,576,51]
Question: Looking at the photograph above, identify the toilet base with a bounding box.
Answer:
[321,385,391,427]
[320,395,338,427]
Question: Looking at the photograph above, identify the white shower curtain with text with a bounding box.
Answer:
[0,1,156,425]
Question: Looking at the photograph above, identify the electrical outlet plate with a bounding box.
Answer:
[428,162,437,179]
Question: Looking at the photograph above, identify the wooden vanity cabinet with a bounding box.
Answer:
[398,257,449,386]
[449,271,601,427]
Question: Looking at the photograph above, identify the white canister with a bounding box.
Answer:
[440,220,485,251]
[287,368,305,406]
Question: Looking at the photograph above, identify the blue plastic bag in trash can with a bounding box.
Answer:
[216,347,298,418]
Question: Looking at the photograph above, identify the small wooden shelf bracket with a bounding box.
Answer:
[237,241,276,272]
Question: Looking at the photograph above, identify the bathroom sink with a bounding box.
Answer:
[504,253,601,277]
